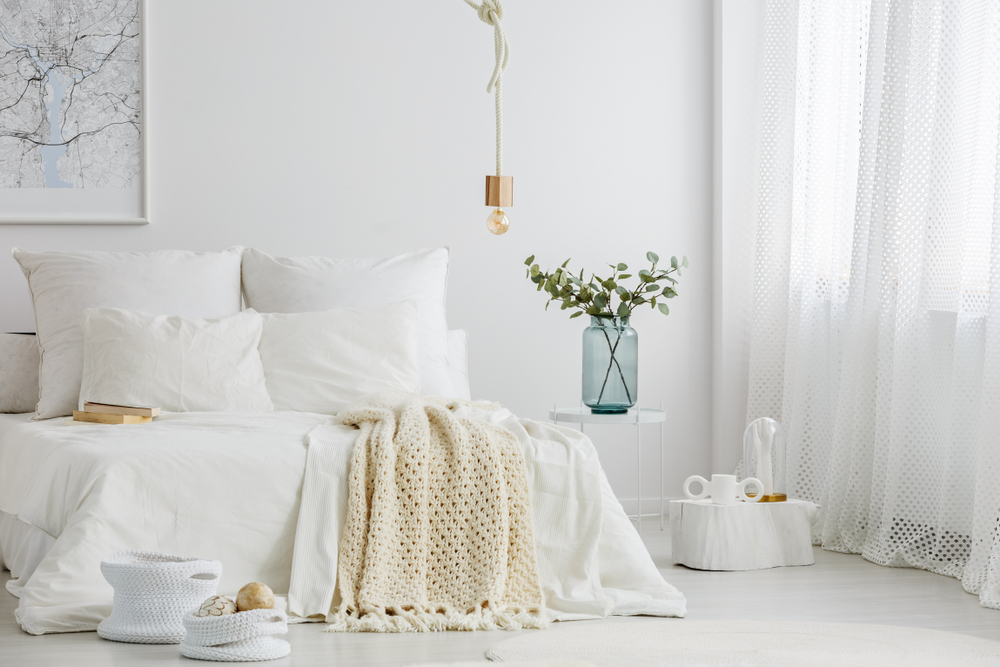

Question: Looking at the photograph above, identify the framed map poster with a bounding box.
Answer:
[0,0,146,224]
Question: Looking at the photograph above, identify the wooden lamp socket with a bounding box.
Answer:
[485,175,513,207]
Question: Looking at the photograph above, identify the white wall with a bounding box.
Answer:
[0,1,714,506]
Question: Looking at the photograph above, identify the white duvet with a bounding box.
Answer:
[0,408,685,636]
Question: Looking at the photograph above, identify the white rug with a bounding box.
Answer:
[407,662,593,667]
[485,619,1000,666]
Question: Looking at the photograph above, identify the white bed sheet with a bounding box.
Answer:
[0,411,330,635]
[0,408,685,636]
[288,404,687,622]
[0,509,55,599]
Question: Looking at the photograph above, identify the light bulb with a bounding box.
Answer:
[487,208,509,235]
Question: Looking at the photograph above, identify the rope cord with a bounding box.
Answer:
[463,0,509,177]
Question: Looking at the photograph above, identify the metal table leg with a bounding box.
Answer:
[636,408,641,534]
[660,400,664,531]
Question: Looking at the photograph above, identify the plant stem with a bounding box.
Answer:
[595,321,632,406]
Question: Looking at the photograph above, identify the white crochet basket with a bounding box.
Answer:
[97,550,222,644]
[180,608,291,662]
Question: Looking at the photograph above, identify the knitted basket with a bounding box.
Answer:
[97,551,222,644]
[180,608,291,662]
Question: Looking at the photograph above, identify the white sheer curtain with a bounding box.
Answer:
[745,0,1000,608]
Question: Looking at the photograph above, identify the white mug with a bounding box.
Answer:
[683,474,763,505]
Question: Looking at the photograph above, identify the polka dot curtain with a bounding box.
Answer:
[745,0,1000,609]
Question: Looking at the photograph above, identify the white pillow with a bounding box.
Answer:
[241,248,456,397]
[258,303,421,414]
[0,334,40,413]
[13,247,244,419]
[79,308,272,413]
[447,329,471,401]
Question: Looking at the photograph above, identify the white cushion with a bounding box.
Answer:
[241,248,456,397]
[13,247,244,419]
[447,329,471,401]
[258,303,421,414]
[79,308,273,413]
[0,334,39,413]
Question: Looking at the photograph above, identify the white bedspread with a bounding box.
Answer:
[0,408,685,636]
[0,411,330,635]
[288,404,686,623]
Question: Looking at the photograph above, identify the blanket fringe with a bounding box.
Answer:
[325,603,547,633]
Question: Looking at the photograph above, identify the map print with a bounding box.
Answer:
[0,0,140,189]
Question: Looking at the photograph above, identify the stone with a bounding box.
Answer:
[236,582,275,612]
[196,595,237,617]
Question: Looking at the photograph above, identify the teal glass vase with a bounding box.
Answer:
[582,316,638,414]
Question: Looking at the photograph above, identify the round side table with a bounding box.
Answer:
[549,405,667,532]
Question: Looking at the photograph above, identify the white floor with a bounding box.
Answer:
[2,522,998,666]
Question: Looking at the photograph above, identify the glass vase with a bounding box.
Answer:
[582,316,638,414]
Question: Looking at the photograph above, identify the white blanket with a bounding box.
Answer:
[289,404,686,622]
[0,409,685,635]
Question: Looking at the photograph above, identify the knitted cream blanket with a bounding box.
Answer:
[326,394,546,633]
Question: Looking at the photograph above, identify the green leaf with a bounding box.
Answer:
[586,305,600,315]
[658,303,670,315]
[569,276,582,286]
[633,296,647,305]
[615,285,628,295]
[617,302,630,318]
[665,275,677,284]
[670,256,679,269]
[617,273,632,280]
[545,301,550,311]
[651,297,657,307]
[569,311,583,319]
[646,251,659,264]
[601,279,617,290]
[645,284,659,292]
[621,291,630,301]
[639,269,650,277]
[617,263,628,271]
[524,255,535,266]
[562,258,572,268]
[682,256,689,268]
[530,264,540,277]
[593,293,608,309]
[531,274,543,284]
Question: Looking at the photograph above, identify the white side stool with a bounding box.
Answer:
[669,499,820,571]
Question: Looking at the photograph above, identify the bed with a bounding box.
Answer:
[0,246,687,635]
[0,407,686,635]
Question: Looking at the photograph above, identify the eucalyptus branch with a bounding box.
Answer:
[524,252,688,320]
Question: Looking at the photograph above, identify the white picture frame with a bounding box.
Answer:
[0,0,148,225]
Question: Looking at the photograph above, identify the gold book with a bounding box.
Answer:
[73,411,153,425]
[83,402,160,418]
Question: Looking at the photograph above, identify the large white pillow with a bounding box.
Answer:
[0,334,39,413]
[13,247,244,419]
[258,303,421,414]
[241,248,456,397]
[79,308,273,413]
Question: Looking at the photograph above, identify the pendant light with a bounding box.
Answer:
[464,0,512,235]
